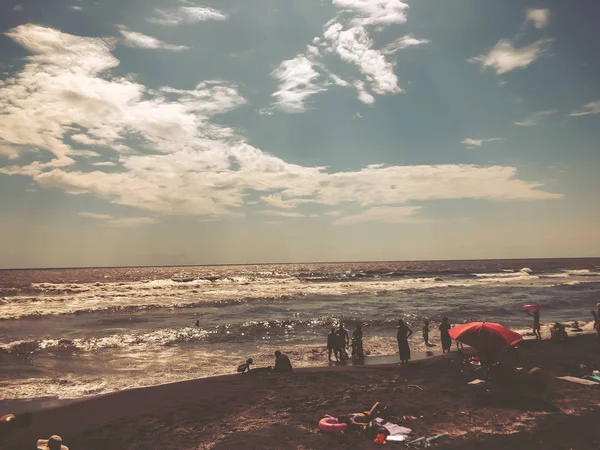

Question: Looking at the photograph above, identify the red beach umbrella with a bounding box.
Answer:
[448,322,523,352]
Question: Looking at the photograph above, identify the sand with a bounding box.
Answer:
[2,334,599,450]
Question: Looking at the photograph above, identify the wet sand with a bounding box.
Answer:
[2,334,599,449]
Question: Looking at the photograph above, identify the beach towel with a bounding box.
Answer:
[557,376,599,386]
[373,418,412,437]
[583,374,600,383]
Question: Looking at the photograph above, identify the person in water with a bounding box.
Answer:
[351,324,364,359]
[195,319,200,327]
[423,320,431,346]
[396,319,413,364]
[273,350,293,373]
[327,327,338,361]
[526,309,542,339]
[439,317,452,353]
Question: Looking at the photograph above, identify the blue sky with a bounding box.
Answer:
[0,0,599,268]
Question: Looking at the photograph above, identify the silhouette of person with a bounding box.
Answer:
[397,319,413,364]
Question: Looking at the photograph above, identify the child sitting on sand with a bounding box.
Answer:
[237,358,253,374]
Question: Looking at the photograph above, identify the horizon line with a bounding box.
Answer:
[1,256,599,271]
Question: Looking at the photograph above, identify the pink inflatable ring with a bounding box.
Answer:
[319,417,347,433]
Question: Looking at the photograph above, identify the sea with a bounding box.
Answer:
[1,258,599,403]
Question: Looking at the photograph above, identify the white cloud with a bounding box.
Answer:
[0,25,562,221]
[271,0,420,108]
[514,109,557,126]
[526,9,550,29]
[381,34,429,55]
[271,55,325,113]
[354,80,375,104]
[329,74,350,87]
[70,6,83,11]
[469,39,551,74]
[91,161,118,167]
[148,6,227,26]
[324,23,401,96]
[116,25,189,52]
[79,212,157,227]
[78,212,112,220]
[262,210,305,218]
[461,138,502,148]
[334,206,421,225]
[332,0,409,26]
[13,5,24,12]
[570,100,600,117]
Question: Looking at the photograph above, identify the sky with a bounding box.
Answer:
[0,0,599,268]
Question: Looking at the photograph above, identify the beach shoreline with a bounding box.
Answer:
[2,334,599,449]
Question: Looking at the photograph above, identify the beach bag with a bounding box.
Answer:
[366,419,389,440]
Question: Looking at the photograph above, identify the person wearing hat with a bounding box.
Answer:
[37,435,69,450]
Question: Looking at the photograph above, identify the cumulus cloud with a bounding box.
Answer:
[514,109,557,126]
[334,206,421,225]
[570,99,600,117]
[332,0,409,26]
[526,9,550,29]
[469,39,551,74]
[461,138,502,148]
[324,23,401,95]
[271,0,421,109]
[116,25,189,51]
[381,34,429,55]
[70,5,83,11]
[271,55,325,113]
[13,5,24,12]
[79,212,157,227]
[148,5,227,26]
[0,25,562,220]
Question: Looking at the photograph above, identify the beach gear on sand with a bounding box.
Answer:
[319,417,347,433]
[37,435,69,450]
[407,434,448,448]
[557,376,599,386]
[449,322,523,351]
[522,304,542,312]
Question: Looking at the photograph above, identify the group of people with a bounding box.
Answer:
[326,323,364,362]
[322,317,462,366]
[397,317,459,364]
[527,304,600,340]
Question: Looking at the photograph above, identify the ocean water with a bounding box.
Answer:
[1,258,599,401]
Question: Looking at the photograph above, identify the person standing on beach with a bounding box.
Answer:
[351,324,364,359]
[337,323,350,360]
[327,327,338,361]
[592,310,600,338]
[439,317,452,353]
[527,310,542,339]
[397,319,413,364]
[423,320,431,347]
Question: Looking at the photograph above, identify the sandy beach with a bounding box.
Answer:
[1,334,598,449]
